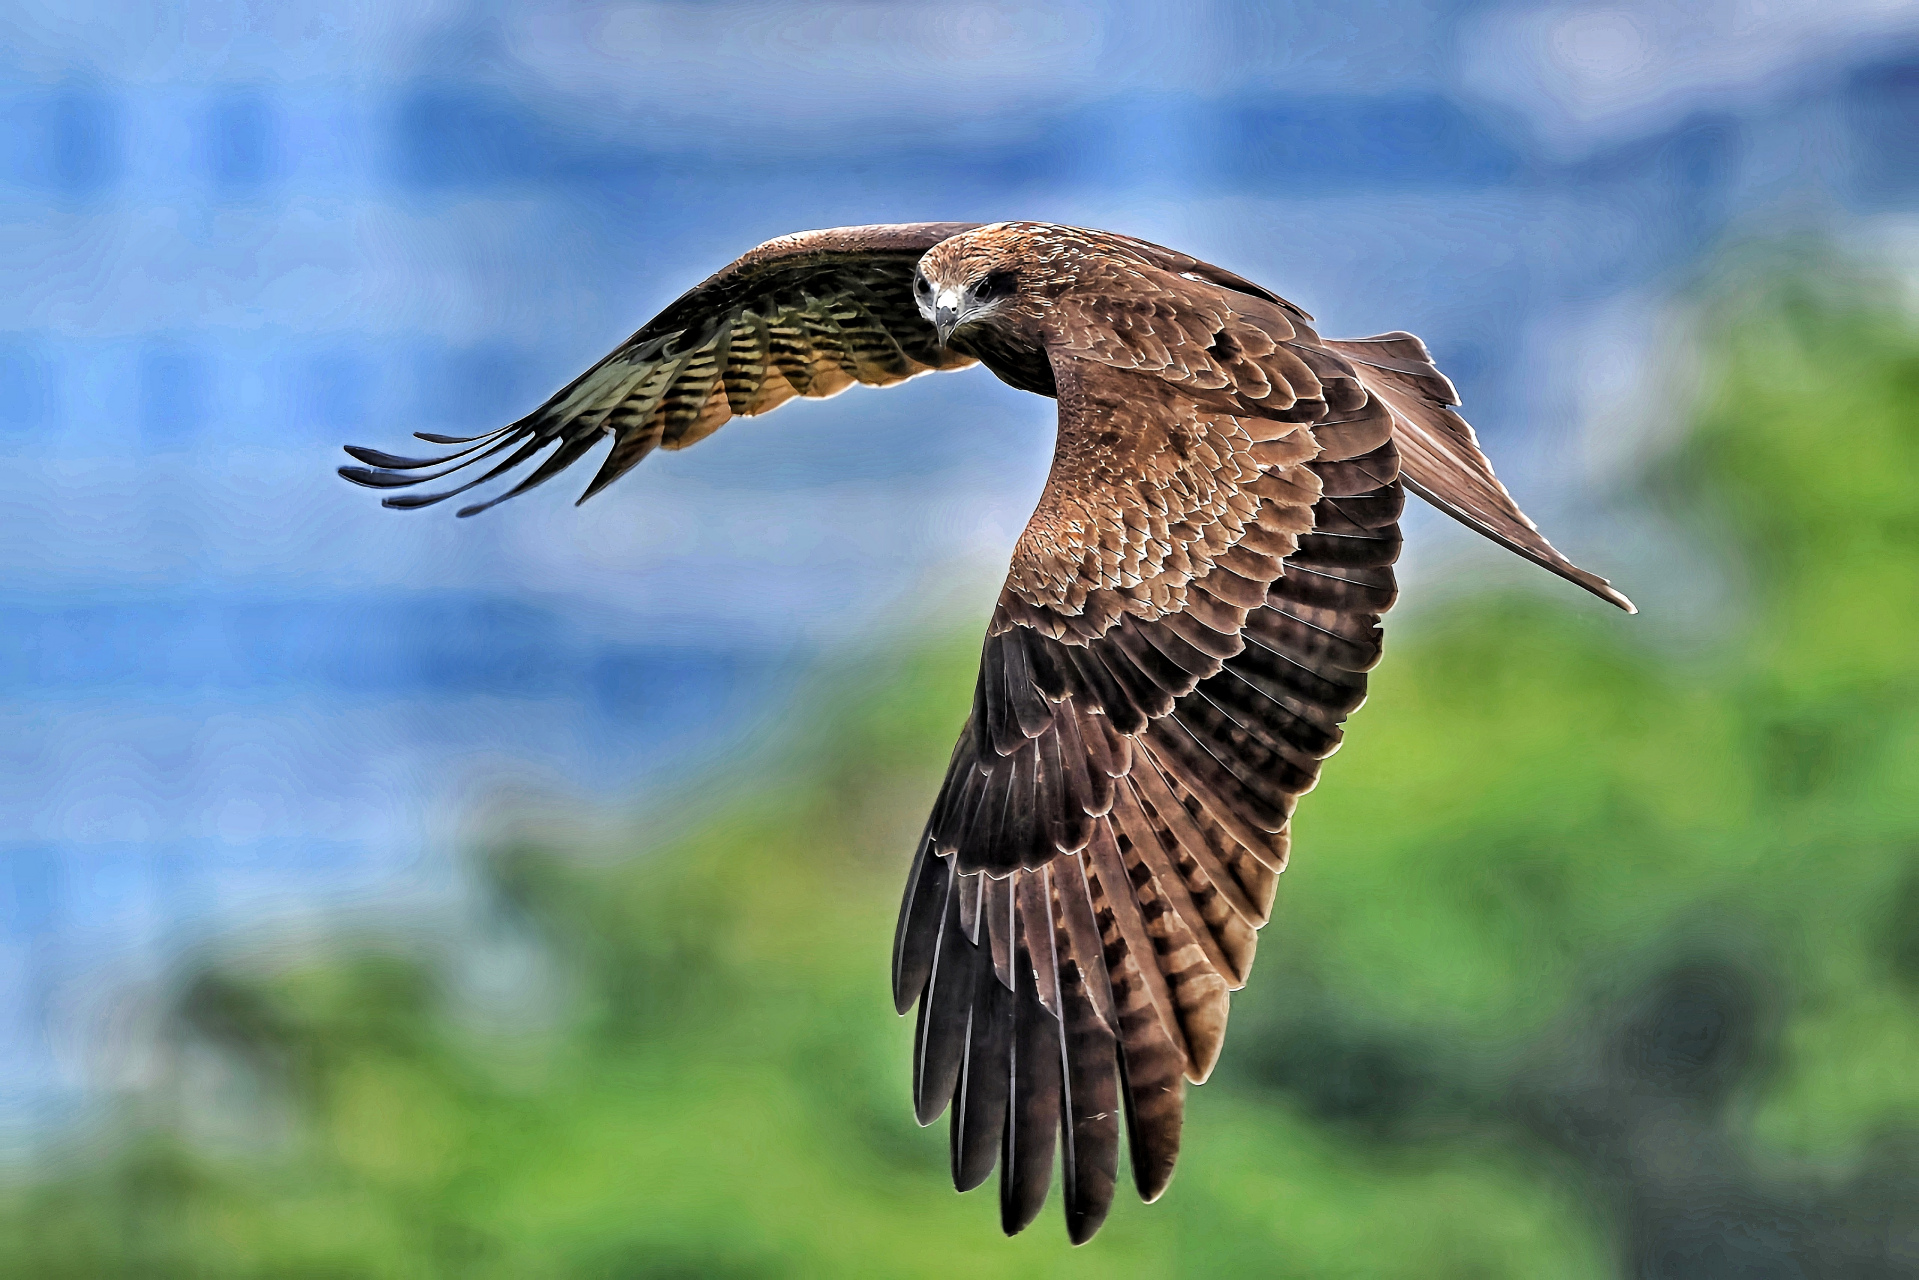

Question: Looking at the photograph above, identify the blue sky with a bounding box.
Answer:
[4,0,1918,1131]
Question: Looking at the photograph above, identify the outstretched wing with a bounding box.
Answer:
[338,222,981,515]
[1326,333,1635,613]
[893,263,1406,1242]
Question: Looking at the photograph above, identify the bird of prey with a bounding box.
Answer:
[341,221,1633,1243]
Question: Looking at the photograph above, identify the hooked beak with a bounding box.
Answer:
[934,288,961,345]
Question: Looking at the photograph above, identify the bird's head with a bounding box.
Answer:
[915,224,1052,346]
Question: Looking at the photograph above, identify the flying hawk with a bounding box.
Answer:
[341,222,1633,1243]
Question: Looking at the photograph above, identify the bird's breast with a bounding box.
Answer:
[952,328,1056,397]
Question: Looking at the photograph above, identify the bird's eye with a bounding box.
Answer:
[914,274,931,297]
[975,271,1016,301]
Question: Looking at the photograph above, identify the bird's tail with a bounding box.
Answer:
[1324,332,1635,614]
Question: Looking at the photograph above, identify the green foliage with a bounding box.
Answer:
[4,266,1916,1276]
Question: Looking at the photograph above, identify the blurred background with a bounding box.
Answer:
[3,0,1918,1274]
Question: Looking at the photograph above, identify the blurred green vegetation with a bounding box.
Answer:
[4,264,1917,1277]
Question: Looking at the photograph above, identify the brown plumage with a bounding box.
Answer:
[341,221,1633,1243]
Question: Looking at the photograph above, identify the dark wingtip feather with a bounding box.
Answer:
[338,465,438,489]
[952,970,1013,1192]
[892,828,950,1014]
[342,444,479,470]
[414,429,498,444]
[913,878,976,1127]
[1058,980,1120,1244]
[380,489,463,510]
[998,950,1062,1236]
[342,446,418,469]
[1065,1204,1107,1247]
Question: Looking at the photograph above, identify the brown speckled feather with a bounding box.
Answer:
[903,230,1418,1235]
[341,220,1633,1244]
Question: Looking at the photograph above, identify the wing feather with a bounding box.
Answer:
[951,945,1013,1191]
[891,820,949,1013]
[897,301,1412,1232]
[341,223,981,513]
[1326,332,1635,612]
[1055,932,1122,1244]
[913,870,979,1126]
[1000,937,1064,1235]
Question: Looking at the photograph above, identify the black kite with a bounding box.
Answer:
[341,221,1633,1242]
